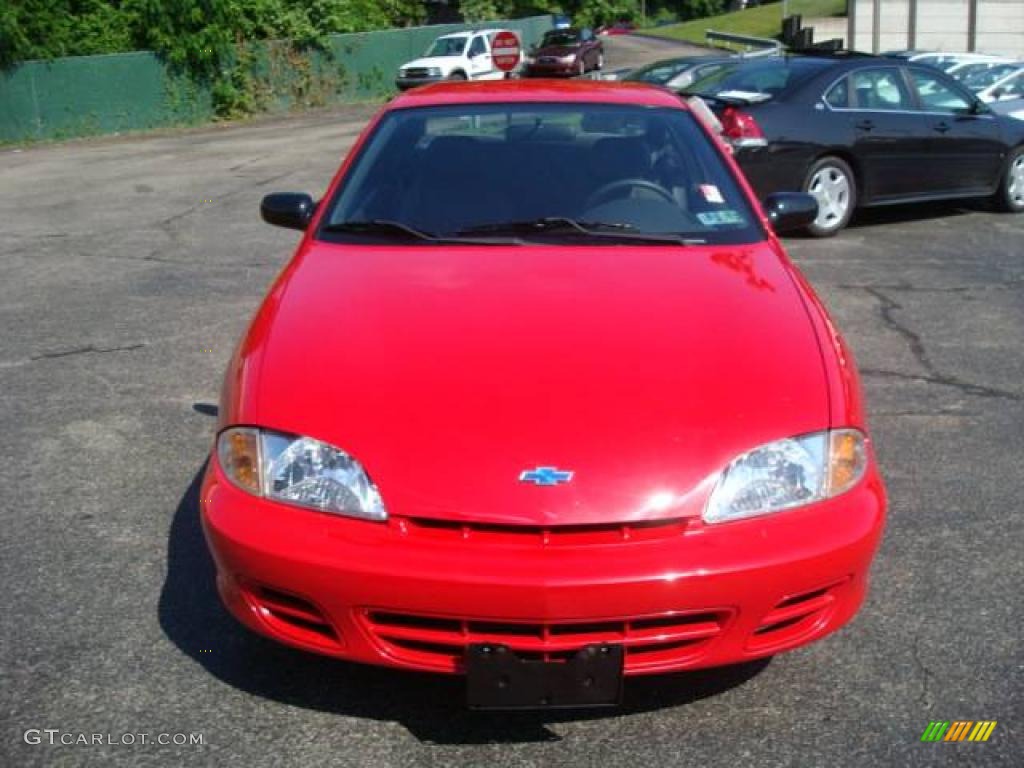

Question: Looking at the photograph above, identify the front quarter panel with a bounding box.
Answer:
[776,244,867,430]
[218,107,388,431]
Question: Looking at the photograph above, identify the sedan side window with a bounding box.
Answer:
[996,72,1023,99]
[909,69,973,113]
[825,76,850,108]
[850,68,913,111]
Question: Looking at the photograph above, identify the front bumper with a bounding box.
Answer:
[201,458,885,676]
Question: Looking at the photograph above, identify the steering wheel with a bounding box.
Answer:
[584,178,676,209]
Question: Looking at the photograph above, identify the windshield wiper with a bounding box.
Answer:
[321,219,520,245]
[458,217,705,244]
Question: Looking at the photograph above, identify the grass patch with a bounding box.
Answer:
[643,0,847,48]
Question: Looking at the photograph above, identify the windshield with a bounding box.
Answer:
[958,64,1019,89]
[541,31,580,46]
[425,37,467,57]
[689,58,829,100]
[319,103,762,246]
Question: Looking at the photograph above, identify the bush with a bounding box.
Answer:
[682,0,726,20]
[652,7,679,25]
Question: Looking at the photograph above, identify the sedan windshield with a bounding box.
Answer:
[319,103,763,245]
[953,62,1013,85]
[541,31,581,46]
[962,64,1020,90]
[425,37,467,57]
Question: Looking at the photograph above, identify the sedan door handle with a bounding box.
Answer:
[934,121,951,133]
[855,119,874,131]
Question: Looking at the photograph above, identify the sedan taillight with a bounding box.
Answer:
[720,107,768,149]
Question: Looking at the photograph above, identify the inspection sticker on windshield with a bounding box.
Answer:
[698,210,743,227]
[699,184,724,204]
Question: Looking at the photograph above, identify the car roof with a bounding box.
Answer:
[389,79,689,110]
[437,29,504,40]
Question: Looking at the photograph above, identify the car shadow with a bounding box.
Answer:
[159,461,770,743]
[847,199,986,230]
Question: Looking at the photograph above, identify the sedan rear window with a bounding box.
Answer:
[320,103,763,246]
[688,57,830,101]
[626,60,695,84]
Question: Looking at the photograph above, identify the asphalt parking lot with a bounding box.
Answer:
[2,36,1022,768]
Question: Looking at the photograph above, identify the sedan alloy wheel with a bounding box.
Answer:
[804,157,856,237]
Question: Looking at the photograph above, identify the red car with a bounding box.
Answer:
[598,21,636,36]
[523,27,604,77]
[202,80,886,708]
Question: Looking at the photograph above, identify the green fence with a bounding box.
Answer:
[0,15,553,143]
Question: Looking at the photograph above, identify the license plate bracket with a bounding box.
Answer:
[465,643,624,710]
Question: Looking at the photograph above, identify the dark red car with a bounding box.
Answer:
[202,80,886,709]
[598,21,636,36]
[523,27,604,77]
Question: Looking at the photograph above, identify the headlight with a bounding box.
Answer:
[427,67,442,77]
[703,429,867,524]
[217,427,387,521]
[560,54,576,64]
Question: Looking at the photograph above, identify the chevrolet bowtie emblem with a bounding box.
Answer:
[519,467,574,486]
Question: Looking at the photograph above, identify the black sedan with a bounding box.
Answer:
[686,53,1024,235]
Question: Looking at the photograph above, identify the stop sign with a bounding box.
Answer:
[491,31,521,72]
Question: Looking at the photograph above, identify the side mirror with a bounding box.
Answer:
[261,193,315,230]
[990,88,1004,101]
[762,192,818,233]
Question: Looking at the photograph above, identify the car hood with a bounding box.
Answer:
[533,45,582,57]
[231,241,828,526]
[401,56,460,70]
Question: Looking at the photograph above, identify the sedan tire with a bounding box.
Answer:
[993,145,1024,213]
[803,156,857,237]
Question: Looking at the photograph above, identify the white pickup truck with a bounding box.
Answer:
[396,29,517,90]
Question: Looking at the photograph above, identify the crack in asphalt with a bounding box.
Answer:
[912,631,934,707]
[857,285,1023,402]
[861,368,1023,401]
[862,286,936,374]
[840,279,1024,294]
[840,281,969,294]
[29,343,146,361]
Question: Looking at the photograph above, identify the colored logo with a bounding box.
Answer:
[921,721,997,742]
[519,467,574,486]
